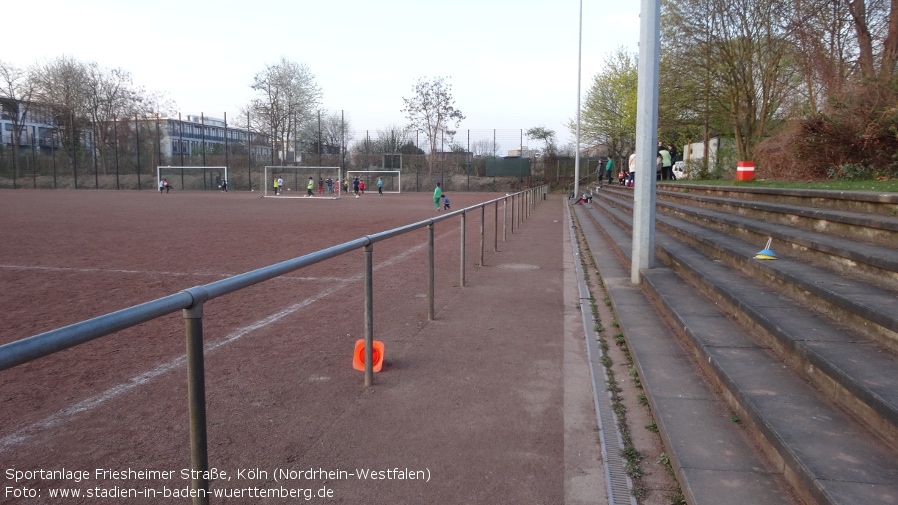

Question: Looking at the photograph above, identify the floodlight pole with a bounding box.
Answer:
[632,0,661,284]
[573,0,583,199]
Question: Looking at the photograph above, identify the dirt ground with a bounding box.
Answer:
[0,189,520,502]
[0,188,677,505]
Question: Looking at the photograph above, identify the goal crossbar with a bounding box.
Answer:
[157,166,229,191]
[264,166,342,199]
[346,170,401,194]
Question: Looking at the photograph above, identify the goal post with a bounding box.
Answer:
[157,166,229,191]
[346,170,401,194]
[263,166,342,199]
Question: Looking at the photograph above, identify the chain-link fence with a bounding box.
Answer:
[0,121,599,192]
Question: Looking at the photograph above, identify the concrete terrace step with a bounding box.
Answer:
[661,184,898,217]
[571,205,800,505]
[650,192,898,292]
[572,187,898,505]
[594,188,898,349]
[600,184,898,249]
[586,193,898,442]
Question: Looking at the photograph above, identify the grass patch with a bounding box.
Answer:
[666,179,898,192]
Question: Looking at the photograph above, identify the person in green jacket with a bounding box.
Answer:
[433,183,442,211]
[605,157,614,185]
[307,177,314,197]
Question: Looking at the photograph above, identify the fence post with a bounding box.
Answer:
[460,210,466,287]
[183,287,210,505]
[428,223,435,321]
[363,242,374,387]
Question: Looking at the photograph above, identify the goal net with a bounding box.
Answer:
[264,166,342,199]
[157,166,229,191]
[346,170,401,194]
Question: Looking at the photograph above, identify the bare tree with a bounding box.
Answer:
[401,76,465,174]
[0,60,35,176]
[470,138,499,157]
[663,0,729,171]
[82,63,147,173]
[30,56,90,176]
[664,0,797,160]
[373,124,414,153]
[297,110,350,158]
[846,0,898,81]
[787,0,856,113]
[247,57,321,164]
[319,111,350,153]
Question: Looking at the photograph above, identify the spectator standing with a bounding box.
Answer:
[667,145,678,180]
[659,145,673,181]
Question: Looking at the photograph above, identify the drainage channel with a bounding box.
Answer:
[568,209,637,505]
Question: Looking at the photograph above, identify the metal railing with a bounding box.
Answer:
[0,185,548,504]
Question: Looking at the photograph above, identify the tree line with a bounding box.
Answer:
[578,0,898,180]
[1,55,473,178]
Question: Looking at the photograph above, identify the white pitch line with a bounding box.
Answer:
[0,228,453,452]
[0,264,345,283]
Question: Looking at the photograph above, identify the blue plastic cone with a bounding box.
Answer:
[754,238,778,260]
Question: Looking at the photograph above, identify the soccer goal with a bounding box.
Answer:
[264,166,342,199]
[346,170,401,194]
[157,166,228,191]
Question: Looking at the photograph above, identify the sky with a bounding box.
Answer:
[3,0,640,148]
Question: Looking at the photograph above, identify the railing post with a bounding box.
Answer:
[460,210,466,287]
[363,242,374,387]
[503,197,508,242]
[511,195,515,234]
[479,205,485,267]
[494,201,499,252]
[183,287,210,505]
[428,223,435,321]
